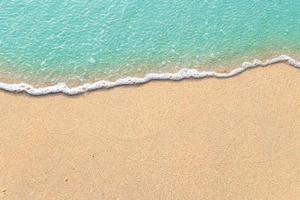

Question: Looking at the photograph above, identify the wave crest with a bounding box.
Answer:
[0,55,299,96]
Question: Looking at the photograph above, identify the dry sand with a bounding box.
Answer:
[0,63,299,200]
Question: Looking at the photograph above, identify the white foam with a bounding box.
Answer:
[0,55,299,96]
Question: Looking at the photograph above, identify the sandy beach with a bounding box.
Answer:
[0,63,299,199]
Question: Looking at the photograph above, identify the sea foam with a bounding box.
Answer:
[0,55,299,96]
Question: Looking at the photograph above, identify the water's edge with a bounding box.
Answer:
[0,55,299,96]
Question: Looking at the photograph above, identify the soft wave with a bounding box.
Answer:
[0,55,299,96]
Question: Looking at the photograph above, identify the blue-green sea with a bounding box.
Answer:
[0,0,300,88]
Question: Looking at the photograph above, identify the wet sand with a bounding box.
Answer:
[0,63,299,199]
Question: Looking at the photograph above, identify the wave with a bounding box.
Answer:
[0,55,299,96]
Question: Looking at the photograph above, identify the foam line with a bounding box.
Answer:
[0,55,299,96]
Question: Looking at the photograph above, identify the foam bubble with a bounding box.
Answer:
[0,55,298,96]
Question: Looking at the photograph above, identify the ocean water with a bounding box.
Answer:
[0,0,300,93]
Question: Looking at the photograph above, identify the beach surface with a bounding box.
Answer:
[0,63,299,200]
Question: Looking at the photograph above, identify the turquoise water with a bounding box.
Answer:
[0,0,300,85]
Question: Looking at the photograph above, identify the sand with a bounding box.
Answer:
[0,63,299,200]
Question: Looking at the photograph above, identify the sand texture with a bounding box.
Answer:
[0,64,299,199]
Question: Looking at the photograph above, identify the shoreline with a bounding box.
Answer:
[0,54,299,96]
[0,63,299,199]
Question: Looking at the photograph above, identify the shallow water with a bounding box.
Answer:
[0,0,300,87]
